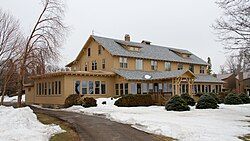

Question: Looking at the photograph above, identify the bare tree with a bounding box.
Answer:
[17,0,68,107]
[213,0,250,50]
[0,9,23,105]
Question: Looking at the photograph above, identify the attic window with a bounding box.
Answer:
[128,47,140,52]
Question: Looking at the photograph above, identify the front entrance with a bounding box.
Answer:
[154,83,158,93]
[137,83,141,94]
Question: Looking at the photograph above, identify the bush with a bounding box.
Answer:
[180,94,196,106]
[208,92,220,104]
[64,94,82,108]
[165,95,190,111]
[239,93,250,104]
[114,94,153,107]
[224,93,243,105]
[81,97,97,108]
[217,92,228,103]
[196,94,219,109]
[195,92,204,97]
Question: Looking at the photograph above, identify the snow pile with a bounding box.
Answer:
[0,106,64,141]
[65,98,250,141]
[4,95,25,103]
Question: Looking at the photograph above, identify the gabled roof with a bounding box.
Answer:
[235,71,250,80]
[195,74,224,83]
[66,35,209,67]
[216,73,234,80]
[114,69,195,80]
[92,35,209,65]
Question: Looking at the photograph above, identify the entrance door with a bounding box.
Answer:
[154,83,158,93]
[137,83,141,94]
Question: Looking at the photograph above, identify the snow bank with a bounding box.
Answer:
[0,106,64,141]
[4,95,25,103]
[65,98,250,141]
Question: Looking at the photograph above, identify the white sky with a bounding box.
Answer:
[0,0,228,73]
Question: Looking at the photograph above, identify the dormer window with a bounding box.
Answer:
[128,47,140,52]
[189,64,194,72]
[165,62,171,71]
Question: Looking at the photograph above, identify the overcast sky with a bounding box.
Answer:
[0,0,228,73]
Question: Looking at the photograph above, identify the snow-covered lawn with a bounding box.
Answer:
[3,95,25,103]
[65,98,250,141]
[0,106,64,141]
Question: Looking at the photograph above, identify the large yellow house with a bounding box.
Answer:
[25,35,224,106]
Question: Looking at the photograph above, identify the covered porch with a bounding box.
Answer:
[114,69,196,104]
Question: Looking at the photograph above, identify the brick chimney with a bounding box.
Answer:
[124,34,130,41]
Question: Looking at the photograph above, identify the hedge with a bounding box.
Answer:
[196,94,219,109]
[224,93,243,105]
[114,94,153,107]
[180,94,196,106]
[239,93,250,104]
[165,95,190,111]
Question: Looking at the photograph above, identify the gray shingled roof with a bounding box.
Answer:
[92,35,209,65]
[195,74,224,83]
[114,69,194,80]
[114,69,223,83]
[216,73,233,80]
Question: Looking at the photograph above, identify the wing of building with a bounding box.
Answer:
[24,34,224,107]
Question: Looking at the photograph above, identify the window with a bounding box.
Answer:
[89,81,94,94]
[131,83,137,94]
[74,81,80,94]
[115,84,119,95]
[84,62,88,71]
[55,81,58,94]
[36,83,39,95]
[82,81,87,94]
[52,82,55,94]
[149,83,153,92]
[95,81,100,94]
[41,83,44,95]
[98,45,102,55]
[125,83,128,95]
[136,59,143,70]
[202,85,205,93]
[119,57,128,68]
[142,83,148,94]
[102,59,105,69]
[198,84,201,92]
[163,83,167,92]
[58,81,61,94]
[87,48,91,56]
[44,83,47,95]
[92,60,97,70]
[200,66,205,74]
[168,83,172,92]
[120,83,124,95]
[178,63,183,70]
[39,83,41,95]
[101,81,106,94]
[165,62,171,71]
[48,82,51,95]
[189,64,194,72]
[151,60,157,70]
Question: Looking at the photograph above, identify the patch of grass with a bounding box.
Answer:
[36,113,79,141]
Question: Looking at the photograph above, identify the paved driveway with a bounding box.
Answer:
[31,106,171,141]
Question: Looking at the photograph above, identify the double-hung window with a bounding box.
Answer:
[82,81,87,94]
[200,66,205,74]
[136,59,143,70]
[151,60,157,70]
[165,62,171,71]
[102,59,105,69]
[119,57,128,68]
[92,60,97,70]
[189,64,194,72]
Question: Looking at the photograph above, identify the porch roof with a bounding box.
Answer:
[114,69,195,81]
